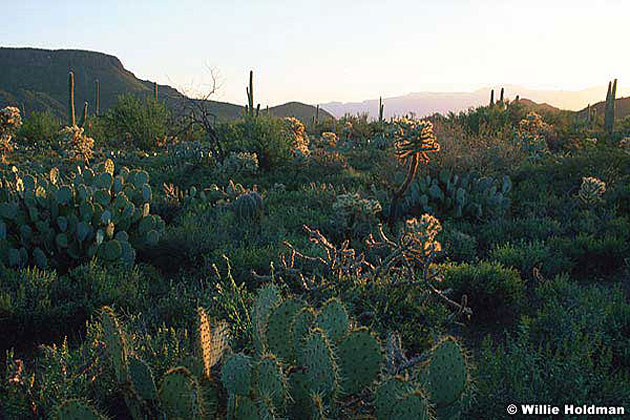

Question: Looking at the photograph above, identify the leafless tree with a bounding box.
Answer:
[173,66,226,162]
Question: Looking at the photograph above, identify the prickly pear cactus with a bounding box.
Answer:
[0,161,164,269]
[253,284,282,354]
[54,399,107,420]
[158,367,204,420]
[255,354,287,410]
[265,298,303,362]
[419,337,469,409]
[315,298,350,344]
[128,356,158,401]
[337,328,382,394]
[374,376,415,419]
[389,391,432,420]
[100,306,128,384]
[290,306,317,361]
[300,328,339,398]
[221,353,254,396]
[231,395,259,420]
[197,307,229,381]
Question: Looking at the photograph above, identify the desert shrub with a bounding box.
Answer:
[549,233,629,278]
[15,111,60,147]
[439,227,477,262]
[103,94,170,150]
[0,261,158,351]
[489,240,573,280]
[440,261,524,321]
[218,115,294,170]
[473,216,564,251]
[469,276,630,418]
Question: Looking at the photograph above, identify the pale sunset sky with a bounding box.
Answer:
[2,0,628,105]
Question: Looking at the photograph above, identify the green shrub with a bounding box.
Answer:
[439,227,477,262]
[218,116,294,170]
[489,239,574,279]
[15,111,61,146]
[468,276,630,418]
[440,261,524,321]
[104,94,170,150]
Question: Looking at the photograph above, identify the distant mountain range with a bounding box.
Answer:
[0,47,333,123]
[2,47,628,125]
[320,85,615,119]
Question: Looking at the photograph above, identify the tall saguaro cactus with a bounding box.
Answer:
[95,79,100,117]
[154,82,158,101]
[68,71,76,126]
[605,79,617,136]
[245,70,260,118]
[379,97,384,123]
[489,89,495,106]
[499,87,505,104]
[79,102,88,128]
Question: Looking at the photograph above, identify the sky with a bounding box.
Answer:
[2,0,629,106]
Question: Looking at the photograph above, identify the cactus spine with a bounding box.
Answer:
[605,78,617,136]
[95,79,100,117]
[68,71,76,126]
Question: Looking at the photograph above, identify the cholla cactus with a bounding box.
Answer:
[399,215,442,261]
[221,151,259,176]
[284,117,310,158]
[388,117,440,226]
[516,112,550,160]
[578,176,606,206]
[0,106,22,163]
[61,125,95,164]
[619,137,630,154]
[392,118,440,163]
[332,193,382,235]
[321,132,338,147]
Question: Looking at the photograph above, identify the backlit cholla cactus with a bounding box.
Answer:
[0,106,22,163]
[578,176,606,206]
[61,125,95,164]
[619,137,630,155]
[399,214,443,261]
[221,151,259,176]
[283,117,310,158]
[321,131,338,147]
[516,112,550,160]
[392,117,440,164]
[332,193,382,234]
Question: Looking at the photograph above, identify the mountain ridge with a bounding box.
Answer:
[0,47,332,123]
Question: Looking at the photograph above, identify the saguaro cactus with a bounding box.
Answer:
[246,70,259,118]
[489,89,494,106]
[379,97,384,123]
[154,82,158,101]
[79,102,88,128]
[499,87,504,104]
[68,71,76,126]
[605,79,617,136]
[95,79,100,117]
